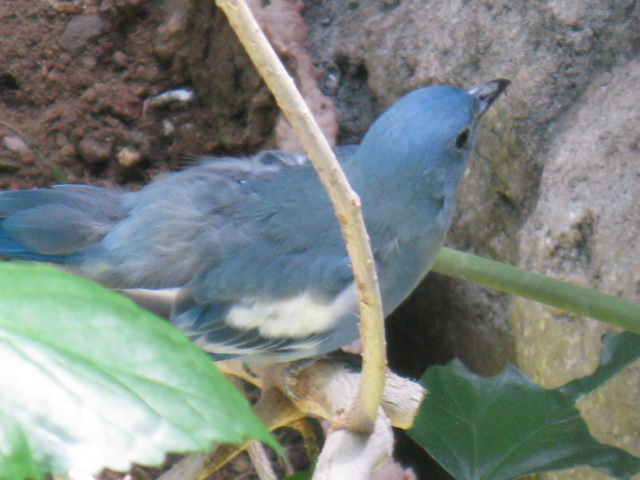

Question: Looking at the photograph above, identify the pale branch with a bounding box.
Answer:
[312,413,394,480]
[247,442,278,480]
[156,453,208,480]
[263,360,426,431]
[214,0,386,434]
[264,362,400,480]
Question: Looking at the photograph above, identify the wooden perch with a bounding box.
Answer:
[262,359,425,431]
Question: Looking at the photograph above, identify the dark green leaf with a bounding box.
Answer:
[408,356,640,480]
[559,332,640,402]
[0,262,274,476]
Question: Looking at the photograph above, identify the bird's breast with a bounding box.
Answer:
[375,215,449,314]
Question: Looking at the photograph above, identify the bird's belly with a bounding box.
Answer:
[376,229,446,314]
[225,283,357,339]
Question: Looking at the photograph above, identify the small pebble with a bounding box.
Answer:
[162,119,175,136]
[3,135,29,154]
[80,56,98,70]
[117,146,141,167]
[1,136,32,165]
[60,14,108,54]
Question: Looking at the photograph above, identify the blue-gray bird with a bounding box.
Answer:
[0,79,509,364]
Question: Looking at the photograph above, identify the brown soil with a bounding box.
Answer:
[0,0,276,192]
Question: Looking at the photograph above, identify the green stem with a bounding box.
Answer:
[431,247,640,334]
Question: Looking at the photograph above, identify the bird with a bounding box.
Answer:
[0,79,509,364]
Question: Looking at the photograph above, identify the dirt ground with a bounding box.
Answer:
[0,0,278,192]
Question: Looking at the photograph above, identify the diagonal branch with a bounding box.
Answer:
[214,0,386,434]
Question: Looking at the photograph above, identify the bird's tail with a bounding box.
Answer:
[0,185,127,264]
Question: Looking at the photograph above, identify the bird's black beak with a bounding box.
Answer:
[468,78,511,115]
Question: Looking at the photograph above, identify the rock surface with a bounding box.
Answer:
[301,1,640,478]
[513,60,640,480]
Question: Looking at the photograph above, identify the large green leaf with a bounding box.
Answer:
[408,332,640,480]
[0,262,274,477]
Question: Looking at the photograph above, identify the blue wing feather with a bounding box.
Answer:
[0,185,126,262]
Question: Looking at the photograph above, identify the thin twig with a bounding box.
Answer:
[214,0,386,433]
[247,442,277,480]
[196,388,304,479]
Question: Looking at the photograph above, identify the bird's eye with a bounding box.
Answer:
[455,128,470,149]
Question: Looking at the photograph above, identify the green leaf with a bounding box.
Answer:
[0,262,275,477]
[0,412,42,480]
[559,332,640,402]
[408,335,640,480]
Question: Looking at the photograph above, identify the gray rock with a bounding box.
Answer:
[513,60,640,480]
[301,1,640,477]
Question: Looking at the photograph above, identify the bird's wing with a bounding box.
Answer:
[115,146,362,362]
[0,185,127,261]
[86,147,358,293]
[0,147,363,361]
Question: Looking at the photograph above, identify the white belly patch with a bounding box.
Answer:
[225,283,357,338]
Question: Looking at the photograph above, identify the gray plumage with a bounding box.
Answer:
[0,80,509,363]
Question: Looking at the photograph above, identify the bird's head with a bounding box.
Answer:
[351,79,510,200]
